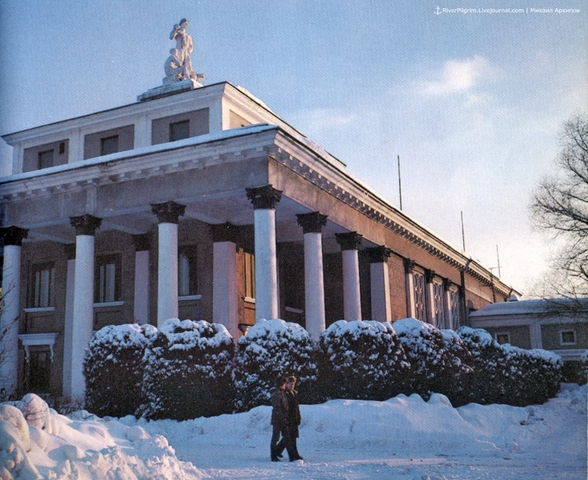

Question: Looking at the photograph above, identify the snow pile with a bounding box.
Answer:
[232,319,318,410]
[2,385,586,479]
[0,394,203,479]
[318,320,410,400]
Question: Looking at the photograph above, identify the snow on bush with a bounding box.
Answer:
[457,326,563,406]
[394,318,473,405]
[84,323,157,417]
[139,319,234,420]
[580,350,588,385]
[232,319,318,411]
[318,320,410,401]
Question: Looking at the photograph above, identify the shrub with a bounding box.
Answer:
[318,320,410,400]
[394,318,473,405]
[232,319,318,411]
[580,350,588,385]
[139,319,234,420]
[456,326,563,406]
[84,323,157,417]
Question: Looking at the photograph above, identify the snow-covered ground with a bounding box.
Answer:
[1,384,586,479]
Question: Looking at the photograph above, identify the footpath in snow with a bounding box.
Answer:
[1,384,586,479]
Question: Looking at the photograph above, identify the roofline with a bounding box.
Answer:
[0,122,519,296]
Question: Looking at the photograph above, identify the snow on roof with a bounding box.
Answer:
[470,298,588,317]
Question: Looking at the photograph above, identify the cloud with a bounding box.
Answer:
[417,55,495,96]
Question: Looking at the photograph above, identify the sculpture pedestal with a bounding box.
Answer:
[138,79,203,102]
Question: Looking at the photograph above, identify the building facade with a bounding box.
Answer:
[0,81,516,399]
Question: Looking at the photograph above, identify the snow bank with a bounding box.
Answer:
[0,394,203,479]
[2,385,586,479]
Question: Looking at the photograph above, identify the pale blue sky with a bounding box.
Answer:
[1,0,586,294]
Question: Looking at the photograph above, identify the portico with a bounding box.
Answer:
[0,82,516,399]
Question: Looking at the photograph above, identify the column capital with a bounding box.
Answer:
[211,222,238,243]
[335,232,362,251]
[367,245,392,263]
[297,212,328,234]
[0,226,29,246]
[403,258,415,274]
[132,233,151,251]
[425,269,436,284]
[70,214,102,236]
[246,185,282,209]
[151,201,186,224]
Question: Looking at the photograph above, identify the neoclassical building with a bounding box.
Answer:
[0,81,517,399]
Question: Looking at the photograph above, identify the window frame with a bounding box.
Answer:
[495,332,511,345]
[560,329,577,346]
[94,254,122,304]
[29,262,56,308]
[178,245,199,298]
[38,149,54,169]
[100,135,119,156]
[243,250,255,302]
[169,120,190,142]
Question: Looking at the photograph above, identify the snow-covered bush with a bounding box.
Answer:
[394,318,473,405]
[502,345,562,405]
[232,319,318,411]
[139,319,234,420]
[318,320,410,401]
[84,323,157,417]
[580,350,588,385]
[456,326,563,406]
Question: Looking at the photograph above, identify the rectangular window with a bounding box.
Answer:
[169,120,190,142]
[560,330,576,345]
[38,149,54,169]
[95,254,121,303]
[30,263,56,308]
[178,246,198,297]
[495,333,510,345]
[449,288,461,329]
[413,271,426,322]
[243,251,255,300]
[432,282,444,327]
[100,135,119,156]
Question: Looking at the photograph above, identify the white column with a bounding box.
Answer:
[157,223,179,325]
[134,251,150,324]
[304,232,326,338]
[247,186,282,322]
[297,212,328,341]
[212,240,239,339]
[69,214,101,399]
[152,201,185,327]
[254,208,278,320]
[336,232,363,321]
[0,227,27,400]
[443,281,453,330]
[404,259,417,319]
[368,246,392,323]
[62,255,75,397]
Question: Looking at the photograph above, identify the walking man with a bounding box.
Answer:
[270,376,301,462]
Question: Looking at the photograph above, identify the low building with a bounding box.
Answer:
[469,297,588,381]
[0,80,517,400]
